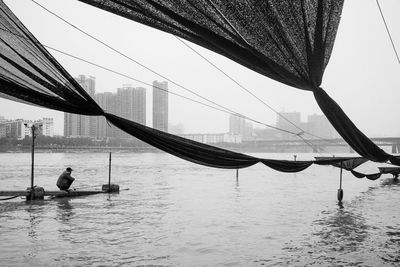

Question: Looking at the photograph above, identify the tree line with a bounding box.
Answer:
[0,136,150,148]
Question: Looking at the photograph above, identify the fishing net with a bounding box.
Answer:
[0,0,397,172]
[77,0,399,165]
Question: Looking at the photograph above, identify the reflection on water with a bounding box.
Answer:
[55,198,74,223]
[380,177,400,187]
[313,207,369,252]
[282,175,400,266]
[283,205,371,266]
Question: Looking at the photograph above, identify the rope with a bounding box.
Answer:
[0,26,301,136]
[176,37,342,147]
[2,2,335,154]
[32,0,334,154]
[376,0,400,64]
[30,0,242,118]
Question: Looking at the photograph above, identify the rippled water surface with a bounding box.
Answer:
[0,152,399,266]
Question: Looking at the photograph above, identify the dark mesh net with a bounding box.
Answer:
[78,0,342,90]
[0,2,103,115]
[1,0,398,172]
[77,0,400,165]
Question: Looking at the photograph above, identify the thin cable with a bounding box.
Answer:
[31,0,327,140]
[376,0,400,64]
[50,44,333,153]
[298,135,333,156]
[47,46,299,135]
[1,2,334,154]
[174,36,304,132]
[30,0,243,119]
[176,37,341,147]
[0,26,299,135]
[30,0,338,152]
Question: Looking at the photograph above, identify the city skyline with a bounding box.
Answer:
[0,0,399,139]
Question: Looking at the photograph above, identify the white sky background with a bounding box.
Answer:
[0,0,399,137]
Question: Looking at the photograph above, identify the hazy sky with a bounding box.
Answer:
[1,0,399,137]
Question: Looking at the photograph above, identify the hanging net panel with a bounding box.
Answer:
[0,0,397,174]
[76,0,400,165]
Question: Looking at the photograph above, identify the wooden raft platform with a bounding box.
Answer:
[0,190,105,197]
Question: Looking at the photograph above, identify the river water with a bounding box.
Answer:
[0,152,399,266]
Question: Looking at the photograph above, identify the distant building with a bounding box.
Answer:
[0,117,53,139]
[0,119,27,139]
[181,133,242,144]
[94,92,111,138]
[93,86,146,139]
[153,81,168,132]
[306,114,336,139]
[0,124,5,138]
[132,87,146,125]
[169,123,184,135]
[64,75,96,137]
[8,119,25,139]
[116,85,147,138]
[41,118,54,137]
[276,111,301,132]
[0,116,6,138]
[229,114,245,135]
[229,114,253,141]
[95,92,118,138]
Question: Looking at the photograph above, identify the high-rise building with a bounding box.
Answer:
[41,118,54,137]
[64,75,96,137]
[229,114,245,135]
[229,114,253,140]
[276,111,302,139]
[276,112,301,131]
[64,76,148,139]
[93,93,108,138]
[306,114,336,139]
[64,111,80,137]
[152,81,168,132]
[132,87,146,125]
[0,117,54,139]
[93,86,146,139]
[115,85,147,138]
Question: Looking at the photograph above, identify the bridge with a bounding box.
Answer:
[236,137,400,153]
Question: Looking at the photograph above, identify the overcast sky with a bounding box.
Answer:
[1,0,399,137]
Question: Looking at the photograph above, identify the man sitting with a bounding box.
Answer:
[57,167,75,192]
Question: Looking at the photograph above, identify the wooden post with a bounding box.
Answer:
[30,125,35,200]
[102,152,119,193]
[236,169,239,184]
[108,152,112,193]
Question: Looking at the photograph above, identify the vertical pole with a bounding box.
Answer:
[30,125,35,200]
[236,169,239,184]
[337,162,344,202]
[108,152,112,192]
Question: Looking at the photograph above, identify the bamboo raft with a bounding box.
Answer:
[0,184,119,200]
[0,190,102,197]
